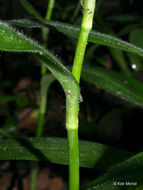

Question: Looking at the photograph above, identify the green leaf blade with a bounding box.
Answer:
[82,152,143,190]
[41,19,143,58]
[82,67,143,108]
[8,19,143,58]
[0,20,79,96]
[0,21,42,52]
[0,137,134,170]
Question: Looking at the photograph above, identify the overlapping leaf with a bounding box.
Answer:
[0,137,133,170]
[82,152,143,190]
[0,20,79,99]
[82,67,143,108]
[8,19,143,58]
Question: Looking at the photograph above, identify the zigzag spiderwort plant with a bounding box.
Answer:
[2,0,143,189]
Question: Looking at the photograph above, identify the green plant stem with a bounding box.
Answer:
[30,161,39,190]
[67,1,96,190]
[66,88,79,190]
[36,91,47,137]
[67,129,79,190]
[72,0,96,83]
[36,74,55,137]
[41,0,55,75]
[42,0,55,46]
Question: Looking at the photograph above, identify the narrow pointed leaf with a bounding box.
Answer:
[0,137,133,170]
[8,19,42,28]
[42,20,143,57]
[0,20,79,97]
[8,19,143,58]
[82,67,143,108]
[82,152,143,190]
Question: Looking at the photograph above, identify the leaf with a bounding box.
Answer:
[7,19,42,28]
[82,152,143,190]
[0,20,80,140]
[8,19,143,58]
[0,20,79,100]
[43,20,143,57]
[82,67,143,108]
[0,137,133,170]
[37,73,55,129]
